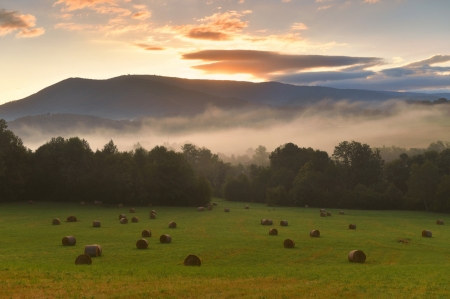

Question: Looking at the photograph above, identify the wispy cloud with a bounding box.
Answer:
[135,43,165,51]
[132,11,152,20]
[0,9,45,38]
[291,22,308,30]
[54,0,116,11]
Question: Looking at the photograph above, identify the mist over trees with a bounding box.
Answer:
[1,118,450,212]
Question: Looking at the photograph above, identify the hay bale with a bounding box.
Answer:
[283,239,295,248]
[280,220,288,226]
[269,228,278,235]
[52,218,60,225]
[142,230,152,237]
[207,205,213,211]
[160,234,172,243]
[198,207,205,211]
[120,218,128,224]
[348,250,366,263]
[66,215,77,222]
[212,202,217,206]
[320,212,326,217]
[118,204,123,208]
[150,213,156,219]
[84,244,101,257]
[349,224,356,230]
[136,238,149,249]
[168,221,177,228]
[320,209,325,212]
[184,255,201,266]
[436,220,444,225]
[62,236,76,246]
[224,208,230,212]
[244,205,249,209]
[339,211,345,215]
[80,201,85,205]
[326,212,331,216]
[129,208,136,213]
[119,214,126,220]
[93,220,101,227]
[305,205,309,208]
[131,216,139,223]
[151,210,156,214]
[28,200,33,204]
[75,254,92,265]
[310,230,320,238]
[422,230,432,237]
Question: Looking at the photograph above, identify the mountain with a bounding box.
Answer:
[1,75,449,121]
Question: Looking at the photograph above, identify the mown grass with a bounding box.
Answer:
[0,199,449,298]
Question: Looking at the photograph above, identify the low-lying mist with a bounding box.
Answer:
[10,100,450,156]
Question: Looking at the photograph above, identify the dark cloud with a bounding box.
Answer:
[187,29,230,41]
[271,71,375,85]
[0,9,44,37]
[406,55,450,68]
[183,50,382,75]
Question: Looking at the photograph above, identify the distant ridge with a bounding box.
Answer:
[0,75,448,121]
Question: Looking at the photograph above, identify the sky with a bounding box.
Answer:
[1,0,450,105]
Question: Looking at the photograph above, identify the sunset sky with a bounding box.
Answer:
[1,0,450,105]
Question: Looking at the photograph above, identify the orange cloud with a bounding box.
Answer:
[132,11,151,20]
[0,9,45,38]
[54,0,116,11]
[135,43,165,51]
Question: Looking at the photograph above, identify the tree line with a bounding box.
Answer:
[1,118,449,211]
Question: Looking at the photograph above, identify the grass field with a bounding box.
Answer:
[0,199,449,299]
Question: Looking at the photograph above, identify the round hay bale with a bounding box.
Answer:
[119,214,126,220]
[283,239,295,248]
[84,244,101,257]
[160,234,172,243]
[339,211,345,215]
[244,205,249,209]
[28,200,33,204]
[136,238,149,249]
[75,254,92,265]
[320,212,326,217]
[184,255,201,266]
[80,201,85,205]
[280,220,288,226]
[66,215,77,222]
[129,208,136,213]
[261,218,267,225]
[269,228,278,235]
[52,218,60,225]
[150,213,156,219]
[93,221,101,227]
[207,205,213,211]
[62,236,76,246]
[142,230,152,237]
[349,224,356,230]
[261,219,273,225]
[310,230,320,237]
[305,205,309,208]
[131,217,139,223]
[118,204,123,208]
[168,221,177,228]
[120,218,128,224]
[326,212,331,216]
[198,207,205,211]
[422,230,432,237]
[436,220,444,225]
[212,202,217,206]
[150,210,156,214]
[348,250,366,263]
[224,208,230,212]
[320,209,325,212]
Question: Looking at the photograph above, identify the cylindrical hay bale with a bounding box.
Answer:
[120,218,128,224]
[280,220,288,226]
[320,212,326,217]
[136,238,149,249]
[160,234,172,243]
[244,205,249,209]
[168,221,177,228]
[224,208,230,212]
[310,230,320,238]
[339,211,345,215]
[198,207,205,211]
[269,228,278,235]
[67,215,77,222]
[150,210,156,214]
[184,255,201,266]
[118,204,123,208]
[142,230,152,237]
[267,219,273,225]
[349,224,356,230]
[80,201,85,205]
[150,213,156,219]
[28,200,34,204]
[93,221,101,227]
[212,202,217,206]
[52,218,60,225]
[436,220,444,225]
[320,209,325,212]
[261,219,268,225]
[283,239,295,248]
[84,245,100,257]
[119,214,126,220]
[131,217,139,223]
[92,244,102,256]
[326,212,332,216]
[75,254,92,265]
[129,208,136,213]
[62,236,76,246]
[422,230,432,237]
[207,205,213,211]
[348,250,366,263]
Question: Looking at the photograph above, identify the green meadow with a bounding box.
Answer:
[0,199,449,299]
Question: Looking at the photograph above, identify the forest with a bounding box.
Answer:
[1,118,449,212]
